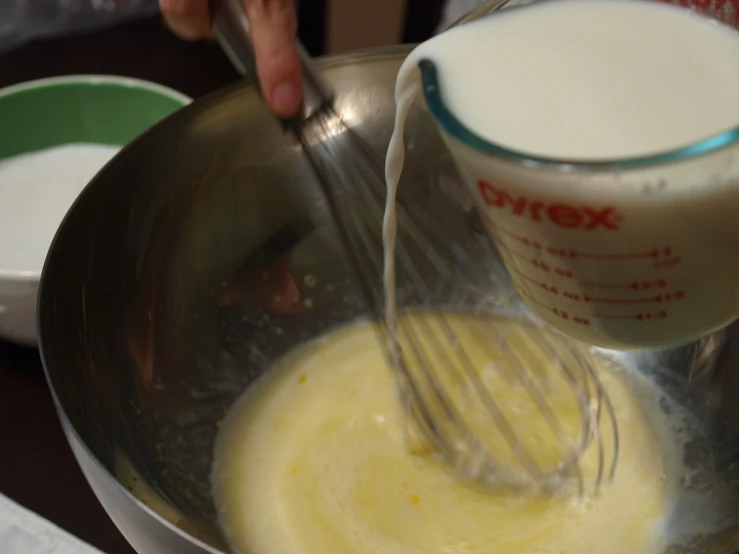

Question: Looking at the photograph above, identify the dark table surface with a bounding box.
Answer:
[0,16,241,554]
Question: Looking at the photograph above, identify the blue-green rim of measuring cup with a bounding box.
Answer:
[419,58,739,171]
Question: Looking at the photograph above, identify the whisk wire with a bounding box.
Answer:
[292,105,620,496]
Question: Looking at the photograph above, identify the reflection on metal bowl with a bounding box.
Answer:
[39,46,739,554]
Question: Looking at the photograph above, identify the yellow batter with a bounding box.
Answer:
[213,316,674,554]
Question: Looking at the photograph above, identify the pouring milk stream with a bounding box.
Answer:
[384,0,739,350]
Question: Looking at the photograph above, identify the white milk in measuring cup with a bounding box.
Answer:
[385,0,739,350]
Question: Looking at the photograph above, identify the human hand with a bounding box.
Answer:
[160,0,303,117]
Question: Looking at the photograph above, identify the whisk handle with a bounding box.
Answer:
[211,0,335,122]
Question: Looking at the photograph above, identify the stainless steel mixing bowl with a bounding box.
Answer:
[38,46,739,554]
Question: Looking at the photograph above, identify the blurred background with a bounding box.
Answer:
[0,0,461,95]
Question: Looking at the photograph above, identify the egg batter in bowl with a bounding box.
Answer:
[212,314,678,554]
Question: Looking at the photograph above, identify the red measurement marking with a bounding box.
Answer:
[552,310,591,325]
[656,291,685,303]
[554,289,684,304]
[594,311,668,321]
[520,291,590,325]
[494,227,543,251]
[582,291,684,304]
[584,295,657,305]
[581,279,667,290]
[501,250,560,274]
[553,308,570,320]
[508,265,558,293]
[654,256,683,270]
[488,229,543,261]
[524,258,574,277]
[532,260,550,272]
[576,250,657,260]
[520,238,543,251]
[477,180,623,230]
[595,291,682,304]
[491,223,677,266]
[546,247,674,260]
[513,257,574,279]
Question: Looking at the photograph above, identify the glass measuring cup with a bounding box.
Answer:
[419,0,739,350]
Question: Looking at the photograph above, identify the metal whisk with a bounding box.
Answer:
[213,0,619,496]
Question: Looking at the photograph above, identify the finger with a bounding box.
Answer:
[244,0,303,118]
[160,0,212,40]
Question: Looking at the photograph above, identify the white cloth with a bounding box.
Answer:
[0,493,104,554]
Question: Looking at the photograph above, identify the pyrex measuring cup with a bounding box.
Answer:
[422,0,739,350]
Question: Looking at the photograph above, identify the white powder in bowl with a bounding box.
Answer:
[0,143,120,274]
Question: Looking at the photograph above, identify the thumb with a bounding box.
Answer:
[244,0,303,118]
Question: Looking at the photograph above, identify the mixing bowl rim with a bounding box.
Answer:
[57,407,225,554]
[36,44,416,553]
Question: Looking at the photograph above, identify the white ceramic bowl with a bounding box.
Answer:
[0,75,191,346]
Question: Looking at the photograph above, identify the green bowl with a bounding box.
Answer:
[0,75,191,346]
[0,75,191,158]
